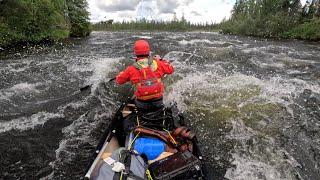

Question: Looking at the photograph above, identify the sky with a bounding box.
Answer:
[88,0,236,24]
[88,0,309,24]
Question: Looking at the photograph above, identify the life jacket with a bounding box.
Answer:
[133,58,164,101]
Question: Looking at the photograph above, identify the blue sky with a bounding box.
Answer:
[88,0,307,23]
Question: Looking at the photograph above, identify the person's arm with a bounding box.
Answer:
[154,55,174,75]
[158,59,174,75]
[115,67,131,85]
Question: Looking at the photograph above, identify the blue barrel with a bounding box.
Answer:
[133,137,165,160]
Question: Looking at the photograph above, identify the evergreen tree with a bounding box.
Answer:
[219,0,320,40]
[66,0,91,37]
[0,0,91,47]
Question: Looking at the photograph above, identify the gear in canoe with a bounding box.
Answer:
[85,99,209,180]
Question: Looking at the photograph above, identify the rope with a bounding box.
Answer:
[128,132,140,150]
[146,169,153,180]
[163,128,177,145]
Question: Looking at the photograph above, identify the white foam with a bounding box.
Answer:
[132,35,152,39]
[225,153,284,180]
[225,119,298,180]
[0,112,63,133]
[54,109,113,164]
[281,56,318,64]
[0,61,32,72]
[86,57,123,91]
[165,71,221,110]
[287,70,302,75]
[242,47,261,54]
[163,51,204,63]
[0,82,41,101]
[67,63,92,73]
[178,39,224,46]
[10,67,28,72]
[249,57,285,69]
[35,60,61,66]
[8,83,40,92]
[166,67,320,114]
[167,34,186,39]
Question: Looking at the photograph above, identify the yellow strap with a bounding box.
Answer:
[136,59,158,72]
[163,128,177,145]
[128,132,140,150]
[120,172,123,180]
[151,60,158,71]
[143,69,147,79]
[146,169,153,180]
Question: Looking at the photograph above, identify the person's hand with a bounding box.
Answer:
[154,55,161,60]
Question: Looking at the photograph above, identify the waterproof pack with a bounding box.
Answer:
[149,151,203,180]
[134,137,165,160]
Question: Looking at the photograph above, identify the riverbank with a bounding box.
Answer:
[92,20,320,41]
[0,0,91,49]
[217,18,320,41]
[217,1,320,41]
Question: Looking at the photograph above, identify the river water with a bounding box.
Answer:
[0,32,319,180]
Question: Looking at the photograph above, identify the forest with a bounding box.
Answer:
[92,14,216,32]
[0,0,91,48]
[218,0,320,40]
[1,0,320,47]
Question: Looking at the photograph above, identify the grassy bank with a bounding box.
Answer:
[0,0,91,48]
[217,0,320,41]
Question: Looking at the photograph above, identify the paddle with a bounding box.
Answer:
[80,77,116,92]
[80,85,92,92]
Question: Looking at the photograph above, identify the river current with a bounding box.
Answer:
[0,32,319,180]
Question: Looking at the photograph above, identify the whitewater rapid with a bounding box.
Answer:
[0,31,319,180]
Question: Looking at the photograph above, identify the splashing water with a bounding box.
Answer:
[0,32,319,180]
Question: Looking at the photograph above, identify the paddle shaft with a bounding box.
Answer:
[80,77,115,93]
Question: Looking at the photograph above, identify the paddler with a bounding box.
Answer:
[115,40,174,112]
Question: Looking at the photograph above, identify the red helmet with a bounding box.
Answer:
[134,40,150,56]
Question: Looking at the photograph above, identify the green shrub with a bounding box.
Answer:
[67,0,91,37]
[217,0,320,41]
[284,19,320,40]
[0,0,91,47]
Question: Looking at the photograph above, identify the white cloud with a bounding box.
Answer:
[156,0,179,13]
[96,0,141,12]
[137,0,158,20]
[88,0,235,23]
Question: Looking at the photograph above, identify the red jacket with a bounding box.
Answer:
[116,58,174,100]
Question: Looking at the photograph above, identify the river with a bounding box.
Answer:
[0,32,319,180]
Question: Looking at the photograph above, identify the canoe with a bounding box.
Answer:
[85,98,208,180]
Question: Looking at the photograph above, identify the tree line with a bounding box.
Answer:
[0,0,91,48]
[218,0,320,40]
[92,16,216,32]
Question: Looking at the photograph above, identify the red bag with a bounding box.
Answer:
[134,64,164,100]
